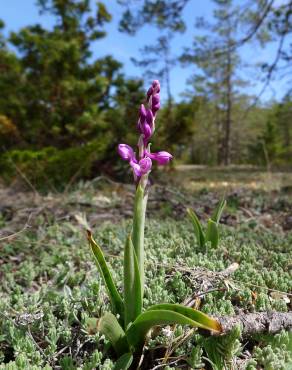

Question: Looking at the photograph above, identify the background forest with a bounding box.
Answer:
[0,0,291,188]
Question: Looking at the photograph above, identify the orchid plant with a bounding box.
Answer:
[187,198,226,249]
[87,81,222,369]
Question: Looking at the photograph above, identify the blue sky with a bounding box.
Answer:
[1,0,289,103]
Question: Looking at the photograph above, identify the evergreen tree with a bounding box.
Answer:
[0,21,23,149]
[8,0,120,148]
[118,0,188,34]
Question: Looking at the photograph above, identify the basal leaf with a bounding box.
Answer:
[211,198,226,224]
[187,208,205,247]
[98,313,129,356]
[87,230,124,318]
[124,235,142,328]
[113,352,133,370]
[148,304,222,332]
[126,304,222,350]
[206,219,219,248]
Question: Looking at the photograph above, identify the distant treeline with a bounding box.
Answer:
[0,0,291,188]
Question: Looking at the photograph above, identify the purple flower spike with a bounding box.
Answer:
[118,80,172,182]
[118,144,135,161]
[147,150,173,165]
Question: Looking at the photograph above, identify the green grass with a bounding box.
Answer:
[0,204,291,369]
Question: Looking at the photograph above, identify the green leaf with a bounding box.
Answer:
[87,230,124,318]
[148,304,222,332]
[187,208,205,247]
[126,304,222,351]
[98,313,129,356]
[113,353,133,370]
[132,184,148,291]
[211,198,226,224]
[206,219,219,248]
[124,235,142,328]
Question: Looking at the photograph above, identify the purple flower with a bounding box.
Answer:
[146,150,173,165]
[131,157,152,177]
[118,144,135,161]
[118,144,152,178]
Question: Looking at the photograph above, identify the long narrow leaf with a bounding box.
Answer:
[126,304,222,350]
[187,208,205,247]
[87,230,124,318]
[211,198,226,224]
[205,219,219,248]
[148,304,222,332]
[124,235,142,328]
[132,184,148,290]
[98,313,129,356]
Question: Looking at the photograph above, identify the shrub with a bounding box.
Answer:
[0,134,112,190]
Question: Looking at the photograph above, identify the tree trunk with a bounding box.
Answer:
[216,105,224,165]
[224,45,232,166]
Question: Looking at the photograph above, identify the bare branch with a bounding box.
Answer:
[215,311,292,336]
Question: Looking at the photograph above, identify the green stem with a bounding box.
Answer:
[132,181,148,295]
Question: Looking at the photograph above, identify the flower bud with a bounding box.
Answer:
[145,109,154,127]
[152,103,160,114]
[152,93,160,106]
[152,80,160,93]
[141,121,152,139]
[147,86,153,101]
[139,104,147,119]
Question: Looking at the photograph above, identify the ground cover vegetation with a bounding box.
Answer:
[0,168,291,369]
[0,80,291,367]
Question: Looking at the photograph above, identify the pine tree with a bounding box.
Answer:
[8,0,120,147]
[0,21,23,149]
[181,0,248,165]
